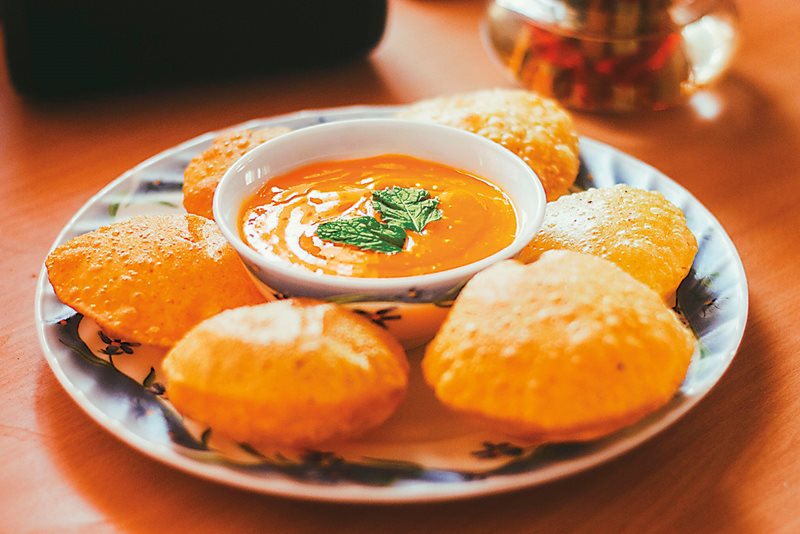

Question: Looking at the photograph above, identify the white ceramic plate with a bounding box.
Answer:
[35,106,748,503]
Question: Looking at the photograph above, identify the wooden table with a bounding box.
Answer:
[2,0,798,531]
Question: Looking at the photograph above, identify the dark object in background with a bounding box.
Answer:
[2,0,387,97]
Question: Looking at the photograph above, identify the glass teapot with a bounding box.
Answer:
[483,0,739,112]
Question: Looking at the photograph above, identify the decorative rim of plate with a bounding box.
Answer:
[35,105,748,503]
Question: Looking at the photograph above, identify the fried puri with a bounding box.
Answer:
[519,184,698,300]
[423,252,696,442]
[398,89,580,200]
[183,127,290,219]
[162,299,409,448]
[45,214,264,346]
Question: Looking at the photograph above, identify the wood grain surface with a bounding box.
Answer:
[1,1,798,532]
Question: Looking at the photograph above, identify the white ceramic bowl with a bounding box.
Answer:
[213,118,546,345]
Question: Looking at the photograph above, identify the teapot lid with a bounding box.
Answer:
[498,0,681,39]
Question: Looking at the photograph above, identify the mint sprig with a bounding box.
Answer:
[315,186,442,254]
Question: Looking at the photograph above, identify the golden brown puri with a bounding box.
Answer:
[183,127,290,219]
[162,299,409,448]
[423,252,696,442]
[519,184,698,301]
[398,89,580,201]
[45,214,265,347]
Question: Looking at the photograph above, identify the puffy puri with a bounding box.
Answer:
[423,251,696,442]
[45,214,265,346]
[183,127,290,220]
[398,88,580,201]
[519,184,698,301]
[162,299,409,448]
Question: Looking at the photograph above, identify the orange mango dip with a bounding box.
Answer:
[239,154,517,278]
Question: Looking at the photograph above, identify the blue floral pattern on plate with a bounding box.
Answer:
[35,106,748,503]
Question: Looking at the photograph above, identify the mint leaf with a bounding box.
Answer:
[316,216,407,254]
[373,187,442,232]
